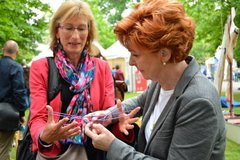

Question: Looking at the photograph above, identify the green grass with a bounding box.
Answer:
[11,92,240,160]
[221,91,240,115]
[226,139,240,160]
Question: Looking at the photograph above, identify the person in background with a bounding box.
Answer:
[21,59,30,89]
[114,64,127,101]
[28,0,115,159]
[0,40,27,160]
[111,67,116,78]
[85,0,226,159]
[115,64,125,81]
[21,59,30,108]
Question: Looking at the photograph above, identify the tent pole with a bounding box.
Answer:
[229,62,233,116]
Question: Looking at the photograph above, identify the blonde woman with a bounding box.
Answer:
[29,1,115,159]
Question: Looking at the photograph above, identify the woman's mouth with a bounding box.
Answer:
[69,42,80,45]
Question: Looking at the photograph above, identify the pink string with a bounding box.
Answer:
[51,111,128,125]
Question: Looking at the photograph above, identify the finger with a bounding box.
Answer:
[92,123,107,134]
[87,111,106,122]
[62,120,78,130]
[85,123,96,139]
[117,99,124,116]
[67,126,81,137]
[46,105,54,123]
[128,117,139,124]
[117,100,126,122]
[126,124,135,130]
[128,107,141,118]
[55,117,69,129]
[84,113,94,122]
[122,129,129,135]
[92,128,98,134]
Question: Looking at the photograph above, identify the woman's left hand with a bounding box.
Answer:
[85,123,115,151]
[116,100,141,135]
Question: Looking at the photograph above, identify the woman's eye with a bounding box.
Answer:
[66,27,73,31]
[132,53,138,57]
[77,28,86,31]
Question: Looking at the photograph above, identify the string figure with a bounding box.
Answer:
[51,108,131,126]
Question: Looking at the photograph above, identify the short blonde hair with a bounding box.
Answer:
[49,0,97,53]
[114,0,195,63]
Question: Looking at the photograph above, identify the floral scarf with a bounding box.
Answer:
[54,44,95,145]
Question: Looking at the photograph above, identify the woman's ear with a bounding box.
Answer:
[159,48,171,62]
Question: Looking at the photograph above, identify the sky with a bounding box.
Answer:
[40,0,64,11]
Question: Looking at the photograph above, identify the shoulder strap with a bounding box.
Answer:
[17,57,61,158]
[47,57,61,104]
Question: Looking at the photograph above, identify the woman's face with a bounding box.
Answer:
[128,43,163,81]
[56,15,89,56]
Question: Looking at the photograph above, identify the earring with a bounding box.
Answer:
[57,39,60,44]
[163,62,166,65]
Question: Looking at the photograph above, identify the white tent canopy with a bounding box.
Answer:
[28,43,53,66]
[103,40,130,59]
[33,43,53,60]
[93,40,106,55]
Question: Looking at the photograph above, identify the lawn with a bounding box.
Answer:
[11,92,240,160]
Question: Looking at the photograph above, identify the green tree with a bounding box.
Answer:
[2,0,238,65]
[85,0,141,48]
[183,0,240,64]
[85,0,116,49]
[87,0,240,64]
[0,0,52,63]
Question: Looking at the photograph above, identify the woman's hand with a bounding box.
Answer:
[39,105,81,144]
[85,123,115,151]
[84,109,112,127]
[116,100,141,135]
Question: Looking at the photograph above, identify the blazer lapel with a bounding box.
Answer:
[141,84,160,129]
[138,84,160,152]
[144,92,177,152]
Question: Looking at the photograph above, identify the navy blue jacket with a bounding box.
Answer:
[0,56,27,116]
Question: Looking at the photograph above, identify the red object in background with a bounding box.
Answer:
[135,70,147,92]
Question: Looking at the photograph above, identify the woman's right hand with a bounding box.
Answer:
[84,110,113,127]
[39,105,81,144]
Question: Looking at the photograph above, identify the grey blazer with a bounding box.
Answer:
[108,56,226,160]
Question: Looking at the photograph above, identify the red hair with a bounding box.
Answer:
[114,0,195,63]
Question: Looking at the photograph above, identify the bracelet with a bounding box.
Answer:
[38,134,53,148]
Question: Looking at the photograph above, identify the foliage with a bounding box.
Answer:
[87,0,140,26]
[86,0,240,64]
[183,0,240,64]
[85,0,116,49]
[0,0,52,63]
[1,0,239,65]
[85,0,142,49]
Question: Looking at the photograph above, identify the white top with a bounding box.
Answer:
[145,88,174,142]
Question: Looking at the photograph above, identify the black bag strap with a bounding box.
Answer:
[16,57,61,160]
[47,57,61,104]
[23,57,61,131]
[21,57,60,136]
